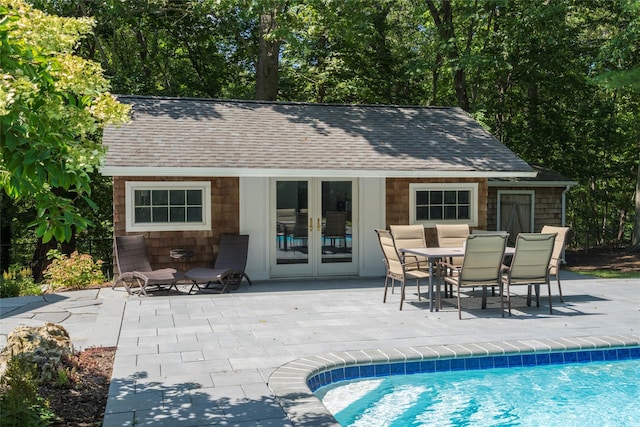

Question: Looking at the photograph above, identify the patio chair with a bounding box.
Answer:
[290,212,309,253]
[185,234,252,294]
[375,229,436,310]
[323,211,347,252]
[541,225,570,302]
[442,234,507,319]
[390,224,429,270]
[501,233,557,317]
[436,224,470,297]
[112,235,183,296]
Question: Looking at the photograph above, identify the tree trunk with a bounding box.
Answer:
[255,11,280,101]
[633,160,640,250]
[0,193,13,273]
[426,0,470,111]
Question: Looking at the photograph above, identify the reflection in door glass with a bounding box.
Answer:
[322,181,352,264]
[276,181,309,264]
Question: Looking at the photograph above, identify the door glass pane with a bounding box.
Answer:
[276,181,309,265]
[321,181,352,264]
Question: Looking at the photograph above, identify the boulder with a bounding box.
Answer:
[0,323,73,380]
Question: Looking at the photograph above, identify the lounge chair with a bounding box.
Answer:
[501,233,557,316]
[375,229,435,310]
[541,225,570,302]
[185,234,252,294]
[442,233,507,319]
[112,234,182,296]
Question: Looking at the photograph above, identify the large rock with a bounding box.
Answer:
[0,323,73,380]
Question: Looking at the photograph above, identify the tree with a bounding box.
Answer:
[0,0,129,246]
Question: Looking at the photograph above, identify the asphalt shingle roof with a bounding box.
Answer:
[101,96,535,177]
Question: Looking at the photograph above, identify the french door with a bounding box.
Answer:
[270,178,357,277]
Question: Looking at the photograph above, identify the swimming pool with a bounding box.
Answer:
[267,336,640,426]
[315,357,640,426]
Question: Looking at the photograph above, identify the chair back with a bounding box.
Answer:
[436,224,470,247]
[375,229,403,278]
[214,234,250,271]
[294,212,308,238]
[325,211,347,238]
[115,235,153,274]
[459,234,507,284]
[508,233,556,280]
[541,225,570,274]
[390,225,426,249]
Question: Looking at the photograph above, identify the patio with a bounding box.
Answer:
[1,271,638,426]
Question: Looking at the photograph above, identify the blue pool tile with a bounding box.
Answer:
[564,351,578,363]
[629,346,640,358]
[420,360,436,373]
[360,365,375,378]
[389,362,405,376]
[405,361,421,374]
[522,354,537,366]
[550,352,564,364]
[344,366,360,380]
[507,355,523,367]
[616,348,631,360]
[478,357,494,370]
[535,353,551,365]
[331,368,345,382]
[577,351,591,362]
[450,358,466,371]
[590,350,605,361]
[493,356,509,368]
[603,349,618,361]
[374,364,390,377]
[435,359,451,372]
[464,357,480,370]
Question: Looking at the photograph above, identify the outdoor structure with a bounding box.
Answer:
[100,96,573,280]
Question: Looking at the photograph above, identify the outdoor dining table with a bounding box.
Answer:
[400,246,516,312]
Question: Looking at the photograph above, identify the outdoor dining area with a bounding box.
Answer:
[375,224,570,319]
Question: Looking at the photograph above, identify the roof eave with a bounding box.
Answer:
[100,166,538,179]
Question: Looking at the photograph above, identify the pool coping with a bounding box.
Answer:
[267,334,640,426]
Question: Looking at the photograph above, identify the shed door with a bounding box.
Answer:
[497,191,534,246]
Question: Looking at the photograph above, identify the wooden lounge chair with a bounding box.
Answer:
[112,235,182,296]
[185,234,252,294]
[501,233,557,316]
[442,233,507,319]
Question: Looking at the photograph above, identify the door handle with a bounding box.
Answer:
[317,218,321,231]
[309,218,313,232]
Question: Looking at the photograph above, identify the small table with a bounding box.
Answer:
[400,246,515,312]
[170,249,193,272]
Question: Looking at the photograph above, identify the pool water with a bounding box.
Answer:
[316,358,640,426]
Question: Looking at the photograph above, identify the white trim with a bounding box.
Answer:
[125,181,212,232]
[409,183,479,227]
[488,180,577,188]
[102,166,537,179]
[497,190,535,232]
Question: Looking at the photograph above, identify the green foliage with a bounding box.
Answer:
[1,266,40,298]
[0,0,130,243]
[42,250,105,290]
[0,357,58,426]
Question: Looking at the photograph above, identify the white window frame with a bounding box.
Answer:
[125,181,211,232]
[409,183,478,227]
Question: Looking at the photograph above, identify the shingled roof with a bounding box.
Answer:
[101,96,536,178]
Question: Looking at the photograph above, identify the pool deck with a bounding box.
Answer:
[1,271,638,426]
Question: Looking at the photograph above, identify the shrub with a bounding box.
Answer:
[43,251,105,291]
[0,357,58,426]
[1,267,40,298]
